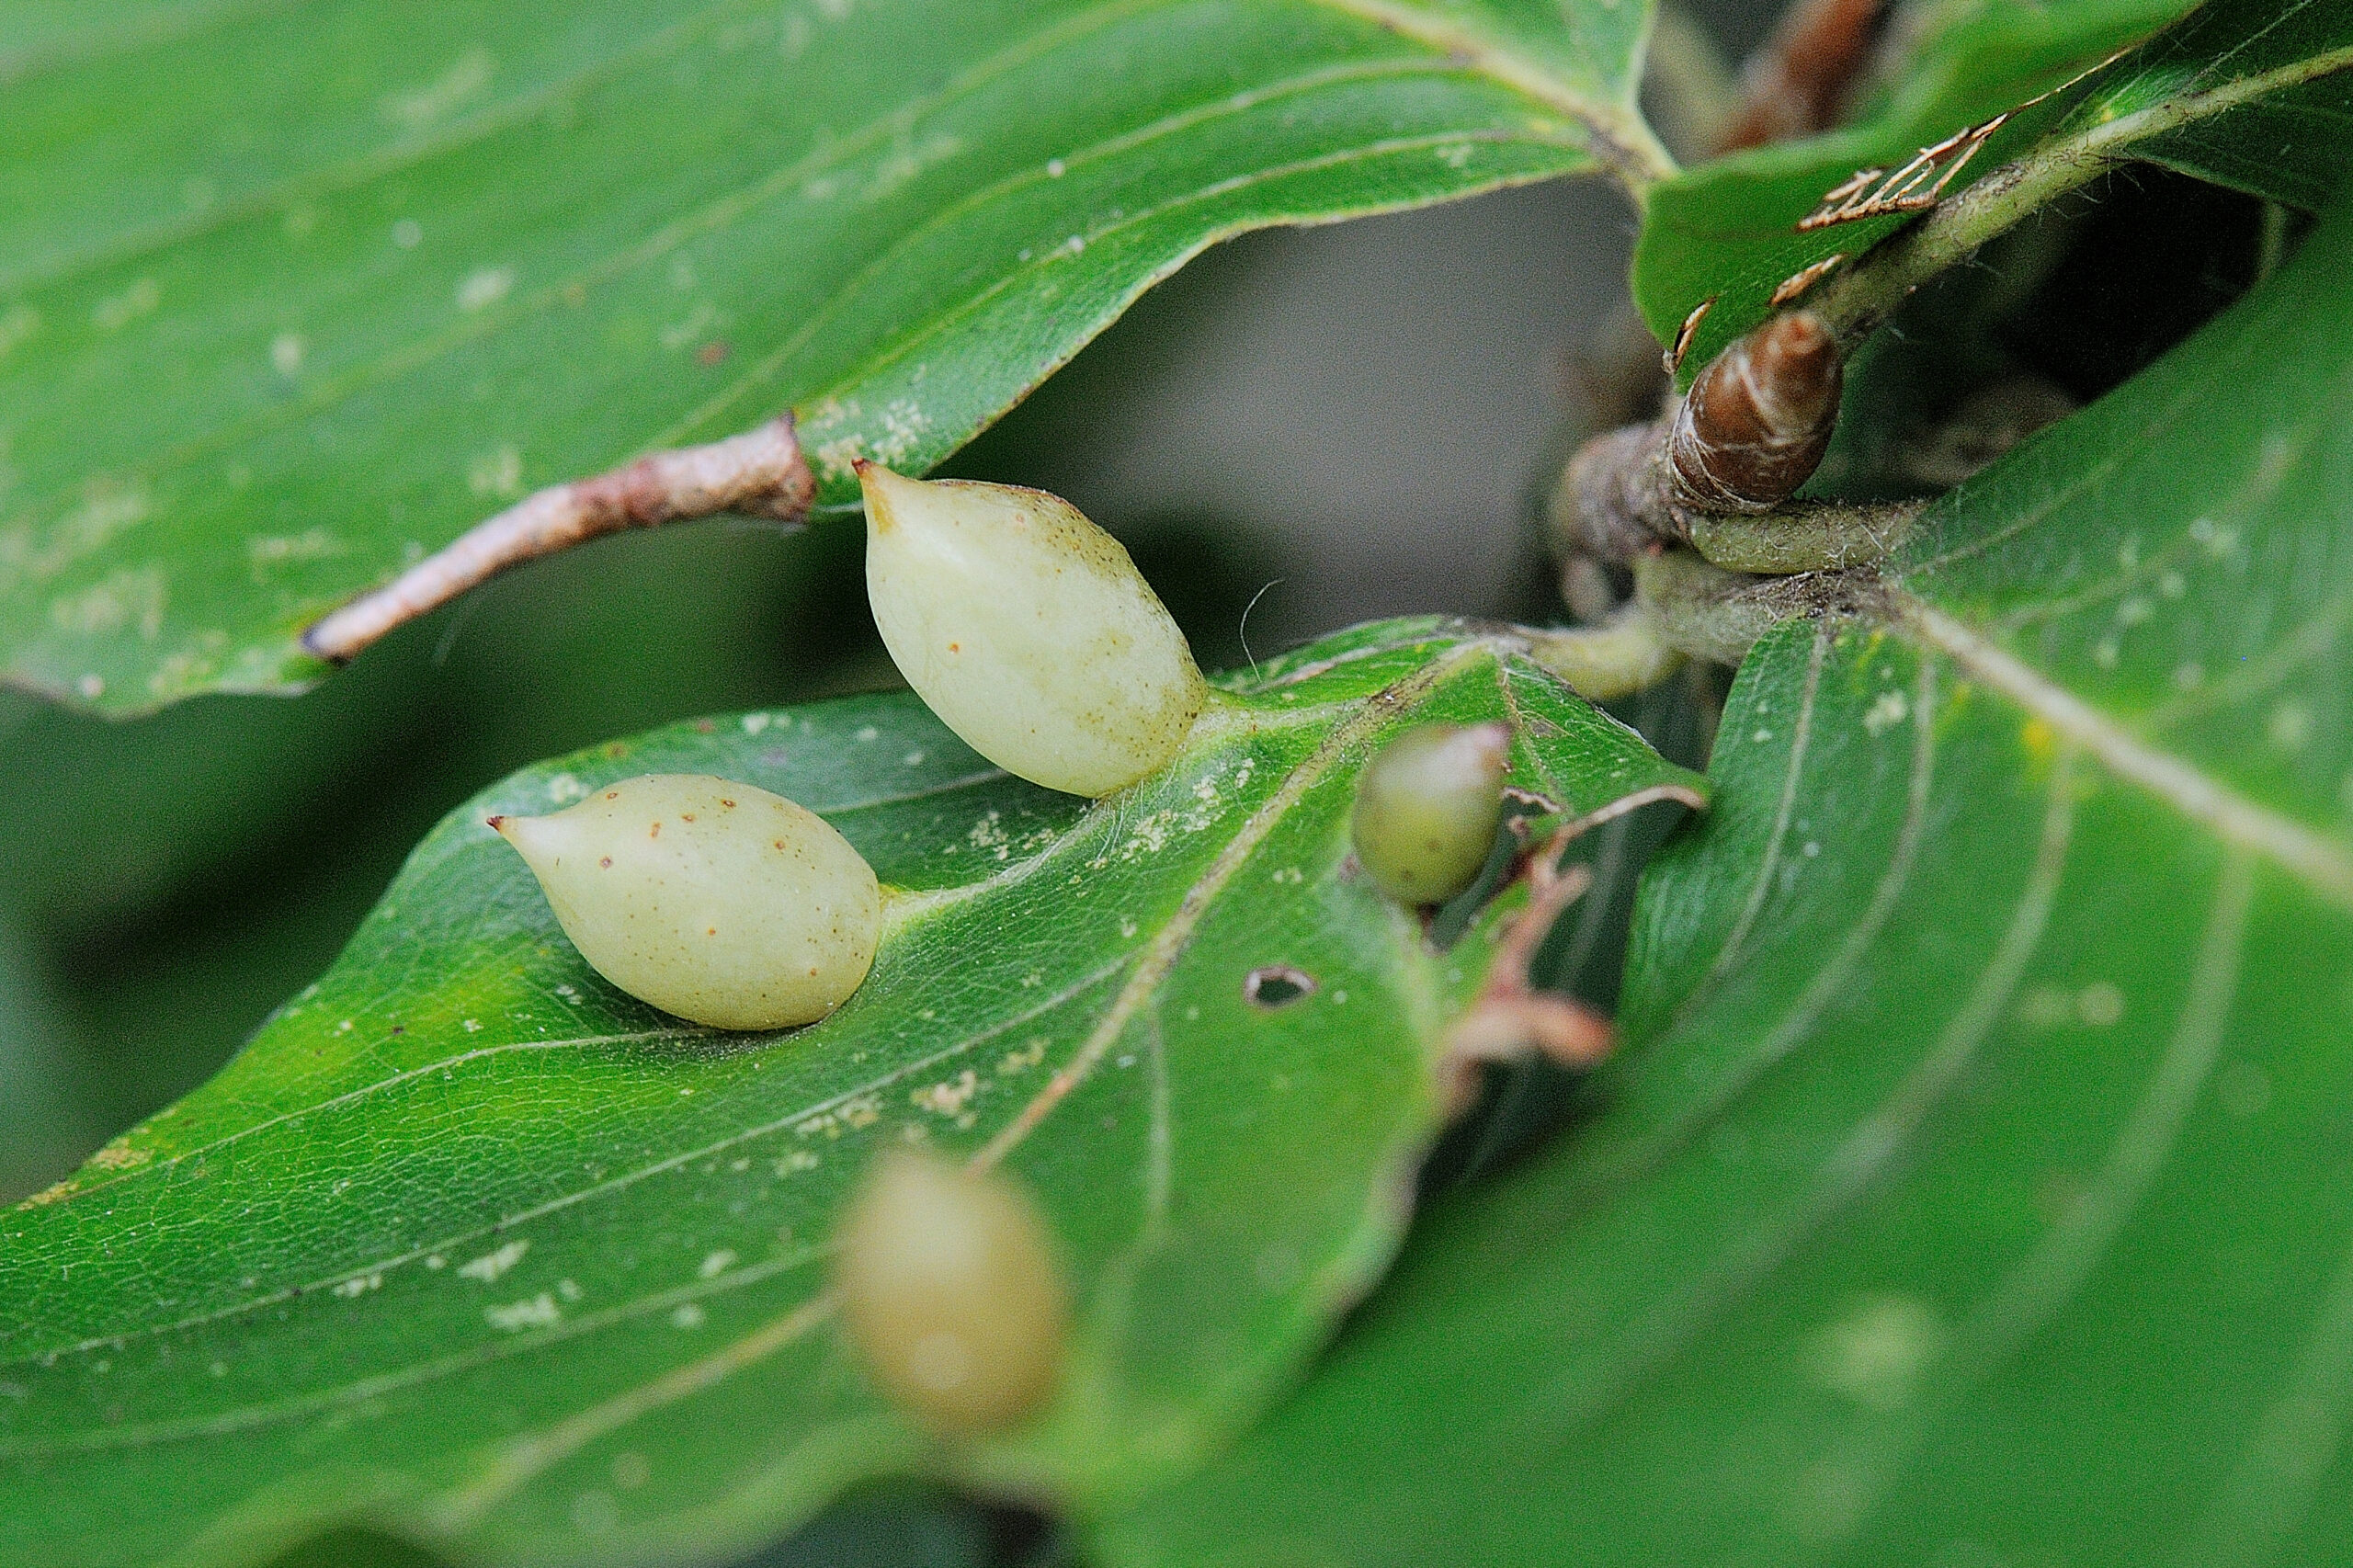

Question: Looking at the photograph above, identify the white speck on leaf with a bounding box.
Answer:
[469,446,524,499]
[1812,1294,1942,1410]
[460,1240,529,1282]
[2268,700,2313,751]
[485,1293,561,1332]
[456,266,515,312]
[382,47,494,129]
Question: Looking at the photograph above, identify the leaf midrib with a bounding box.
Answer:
[3,636,1518,1420]
[972,638,1495,1171]
[0,953,1132,1405]
[434,637,1515,1528]
[1892,591,2353,908]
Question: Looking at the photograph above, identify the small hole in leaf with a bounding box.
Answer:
[1245,966,1317,1009]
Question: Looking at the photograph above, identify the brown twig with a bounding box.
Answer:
[301,415,814,665]
[1720,0,1890,152]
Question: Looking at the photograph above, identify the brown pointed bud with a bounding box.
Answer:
[1668,311,1843,515]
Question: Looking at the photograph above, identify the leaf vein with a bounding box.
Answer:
[972,640,1497,1171]
[12,956,1128,1365]
[1896,593,2353,908]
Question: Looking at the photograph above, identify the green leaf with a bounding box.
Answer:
[1091,153,2353,1562]
[1631,0,2353,382]
[0,619,1703,1568]
[1632,0,2188,375]
[2075,0,2353,210]
[0,0,1665,714]
[1096,169,2353,1568]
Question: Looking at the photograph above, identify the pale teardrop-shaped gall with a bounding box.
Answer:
[490,774,879,1030]
[858,461,1207,797]
[833,1150,1071,1436]
[1351,722,1511,905]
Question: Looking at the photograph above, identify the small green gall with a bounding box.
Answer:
[858,461,1207,797]
[490,773,880,1031]
[833,1149,1071,1436]
[1351,722,1511,905]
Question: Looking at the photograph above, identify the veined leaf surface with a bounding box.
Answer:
[0,620,1702,1568]
[0,0,1665,713]
[1098,139,2353,1568]
[1631,0,2353,380]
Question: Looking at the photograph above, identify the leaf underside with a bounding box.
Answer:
[0,0,1654,713]
[1097,157,2353,1568]
[0,620,1701,1568]
[1633,0,2353,381]
[1631,0,2188,376]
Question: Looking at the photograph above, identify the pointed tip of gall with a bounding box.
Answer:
[855,460,903,532]
[485,815,507,833]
